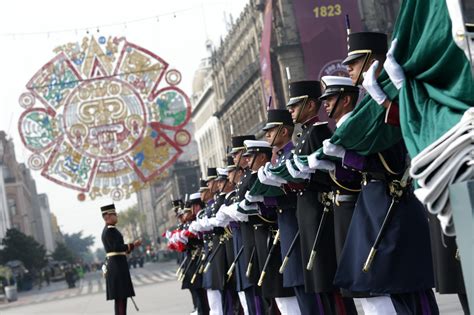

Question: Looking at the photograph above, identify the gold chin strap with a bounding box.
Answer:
[355,51,372,86]
[295,97,309,123]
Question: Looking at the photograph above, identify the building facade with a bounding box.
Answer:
[191,0,402,172]
[0,131,56,250]
[136,160,201,247]
[38,194,56,254]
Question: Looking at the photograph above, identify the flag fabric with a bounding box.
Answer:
[322,0,473,158]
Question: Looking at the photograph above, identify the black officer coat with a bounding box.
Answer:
[101,225,135,300]
[269,141,305,288]
[237,170,261,286]
[209,193,228,291]
[292,117,337,294]
[253,202,294,299]
[334,142,434,293]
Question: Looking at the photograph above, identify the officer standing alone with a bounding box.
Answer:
[101,204,142,315]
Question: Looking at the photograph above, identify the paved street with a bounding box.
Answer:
[0,261,193,314]
[0,261,466,314]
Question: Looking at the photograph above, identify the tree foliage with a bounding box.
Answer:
[116,205,146,240]
[63,231,95,263]
[52,242,75,263]
[0,228,46,270]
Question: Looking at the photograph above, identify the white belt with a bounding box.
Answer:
[106,252,127,257]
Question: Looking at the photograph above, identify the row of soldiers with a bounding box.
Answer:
[165,31,468,315]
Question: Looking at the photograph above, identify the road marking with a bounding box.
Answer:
[91,282,99,294]
[136,274,154,284]
[132,275,144,285]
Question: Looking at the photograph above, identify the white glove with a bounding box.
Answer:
[257,166,282,187]
[264,163,288,184]
[362,60,387,105]
[308,152,336,171]
[188,221,200,233]
[383,39,405,90]
[322,139,346,158]
[293,155,315,173]
[245,191,264,203]
[285,159,311,180]
[197,216,213,231]
[238,199,259,212]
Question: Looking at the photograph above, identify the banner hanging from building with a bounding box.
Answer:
[260,0,276,108]
[292,0,363,79]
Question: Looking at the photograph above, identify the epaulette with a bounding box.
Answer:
[313,121,329,126]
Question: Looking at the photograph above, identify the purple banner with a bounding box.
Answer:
[260,0,276,108]
[292,0,363,80]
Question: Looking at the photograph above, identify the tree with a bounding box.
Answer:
[0,228,46,270]
[52,242,75,263]
[94,248,106,262]
[116,205,146,241]
[63,231,95,263]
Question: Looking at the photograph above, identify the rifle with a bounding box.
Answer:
[362,171,410,272]
[226,245,244,282]
[306,192,333,270]
[279,230,300,274]
[258,230,280,286]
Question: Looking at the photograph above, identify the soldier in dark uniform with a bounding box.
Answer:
[284,81,341,314]
[325,32,438,314]
[214,166,241,315]
[261,109,320,314]
[317,76,362,314]
[229,135,266,315]
[182,194,210,315]
[200,167,224,314]
[242,139,298,314]
[101,204,141,315]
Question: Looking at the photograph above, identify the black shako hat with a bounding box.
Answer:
[101,204,116,215]
[226,156,237,172]
[342,32,388,65]
[206,167,217,181]
[199,179,209,192]
[262,109,294,131]
[286,81,321,107]
[230,135,256,154]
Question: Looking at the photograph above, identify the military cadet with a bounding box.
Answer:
[324,31,438,314]
[229,135,266,315]
[381,38,470,315]
[213,165,242,315]
[200,167,224,315]
[180,195,210,315]
[260,109,321,314]
[315,75,362,314]
[101,204,142,315]
[242,139,299,314]
[283,80,343,313]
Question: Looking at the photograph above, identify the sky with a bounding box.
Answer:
[0,0,248,250]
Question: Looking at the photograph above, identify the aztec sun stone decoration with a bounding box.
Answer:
[18,36,192,201]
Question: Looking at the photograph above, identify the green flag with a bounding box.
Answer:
[393,0,473,157]
[325,0,472,158]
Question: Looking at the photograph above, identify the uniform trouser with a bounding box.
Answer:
[114,298,127,315]
[243,286,265,315]
[293,285,320,315]
[358,290,439,315]
[275,296,301,315]
[207,289,223,315]
[223,287,240,315]
[238,291,250,315]
[191,288,210,315]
